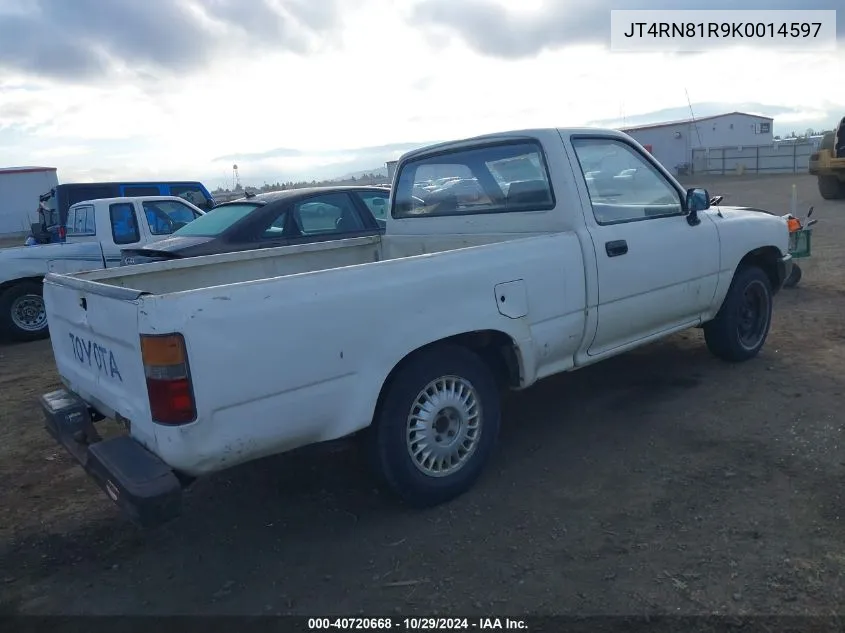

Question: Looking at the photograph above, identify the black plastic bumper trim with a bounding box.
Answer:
[40,389,182,528]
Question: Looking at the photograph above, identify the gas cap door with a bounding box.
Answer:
[494,280,528,319]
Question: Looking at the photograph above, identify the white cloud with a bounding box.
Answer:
[29,145,93,158]
[0,0,842,184]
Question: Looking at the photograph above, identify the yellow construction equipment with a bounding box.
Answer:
[808,116,845,200]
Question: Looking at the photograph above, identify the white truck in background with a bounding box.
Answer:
[37,128,791,527]
[0,196,205,342]
[0,166,59,237]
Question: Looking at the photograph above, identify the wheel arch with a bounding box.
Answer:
[373,329,524,421]
[0,275,45,293]
[737,246,783,295]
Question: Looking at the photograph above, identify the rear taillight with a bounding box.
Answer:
[140,333,196,425]
[58,226,66,241]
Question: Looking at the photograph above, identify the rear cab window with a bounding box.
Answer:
[109,203,141,244]
[66,205,96,236]
[393,140,555,218]
[172,202,260,237]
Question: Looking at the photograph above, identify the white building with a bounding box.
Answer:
[0,166,59,237]
[621,111,774,175]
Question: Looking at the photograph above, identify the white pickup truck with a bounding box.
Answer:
[37,128,791,527]
[0,195,204,342]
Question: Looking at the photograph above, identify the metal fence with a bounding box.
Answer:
[691,141,816,175]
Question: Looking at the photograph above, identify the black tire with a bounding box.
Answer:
[818,175,844,200]
[0,281,49,343]
[369,344,501,507]
[783,263,802,288]
[703,266,773,363]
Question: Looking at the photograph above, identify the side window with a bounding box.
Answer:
[260,208,288,239]
[570,137,684,225]
[66,208,78,234]
[83,207,96,234]
[392,141,554,218]
[66,206,96,236]
[142,200,201,235]
[170,185,213,211]
[292,193,365,235]
[109,203,140,244]
[357,191,389,220]
[124,186,161,197]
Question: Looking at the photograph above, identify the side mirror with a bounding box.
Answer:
[685,188,710,226]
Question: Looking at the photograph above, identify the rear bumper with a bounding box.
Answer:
[40,388,182,528]
[776,253,793,290]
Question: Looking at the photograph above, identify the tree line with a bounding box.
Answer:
[774,128,834,141]
[212,172,388,195]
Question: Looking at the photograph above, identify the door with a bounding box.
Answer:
[569,136,720,357]
[105,202,142,266]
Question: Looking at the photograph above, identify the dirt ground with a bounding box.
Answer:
[1,174,844,616]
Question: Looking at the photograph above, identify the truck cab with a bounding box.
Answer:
[32,181,216,244]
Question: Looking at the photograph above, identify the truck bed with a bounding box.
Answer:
[43,226,586,477]
[59,233,534,296]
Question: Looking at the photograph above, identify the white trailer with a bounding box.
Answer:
[0,166,59,237]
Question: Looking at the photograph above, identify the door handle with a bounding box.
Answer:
[605,239,628,257]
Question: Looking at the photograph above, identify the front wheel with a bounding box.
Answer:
[369,345,501,507]
[0,281,49,343]
[703,266,773,362]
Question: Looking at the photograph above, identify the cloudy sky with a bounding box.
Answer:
[1,0,842,189]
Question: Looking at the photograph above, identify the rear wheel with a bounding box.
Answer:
[703,266,773,362]
[0,281,49,342]
[818,175,844,200]
[369,345,501,507]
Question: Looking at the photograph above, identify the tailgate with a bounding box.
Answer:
[43,273,152,427]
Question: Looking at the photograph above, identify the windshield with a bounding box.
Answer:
[172,202,259,237]
[142,200,201,235]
